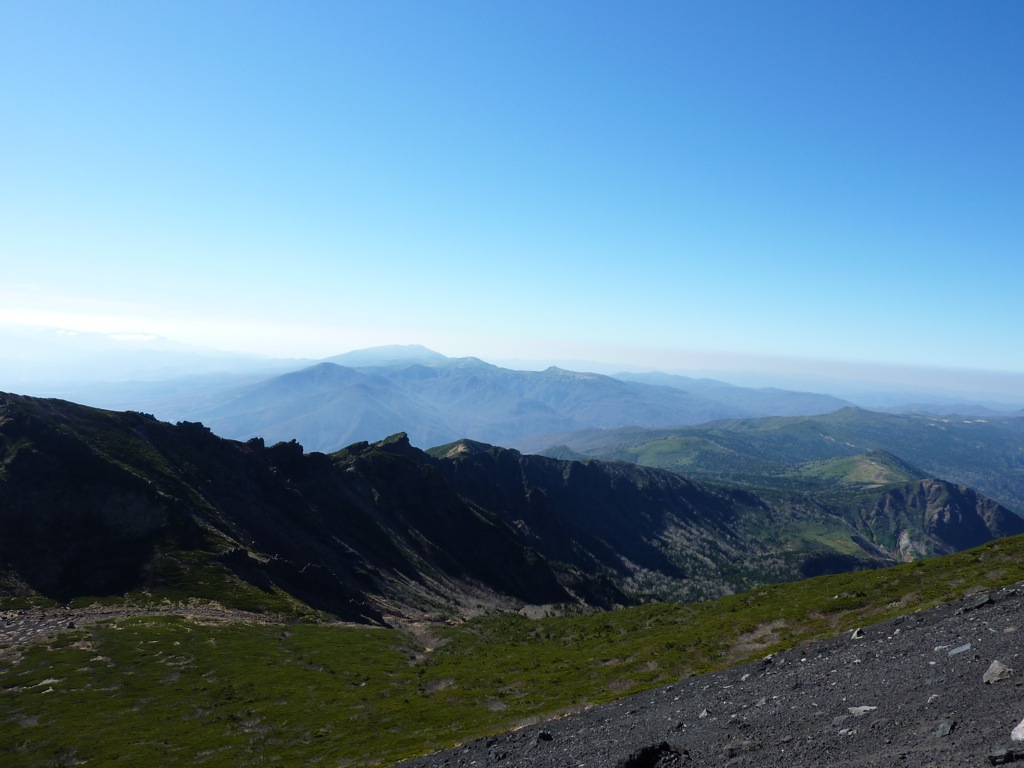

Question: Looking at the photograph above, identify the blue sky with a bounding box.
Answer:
[2,2,1022,391]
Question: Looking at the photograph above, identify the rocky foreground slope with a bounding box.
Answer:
[395,586,1024,767]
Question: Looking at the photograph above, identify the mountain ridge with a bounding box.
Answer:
[148,355,855,453]
[3,392,1023,620]
[539,407,1024,515]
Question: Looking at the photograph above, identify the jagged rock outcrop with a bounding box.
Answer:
[2,393,1022,619]
[0,395,570,619]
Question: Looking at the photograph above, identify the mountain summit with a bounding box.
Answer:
[321,344,449,367]
[144,354,853,453]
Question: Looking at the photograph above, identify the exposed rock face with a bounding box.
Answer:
[432,438,1024,600]
[394,586,1024,768]
[0,400,171,596]
[897,529,927,561]
[842,478,1024,561]
[0,395,571,617]
[2,392,1023,621]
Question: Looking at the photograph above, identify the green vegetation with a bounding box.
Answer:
[127,552,322,617]
[552,408,1024,513]
[6,533,1024,768]
[794,450,921,488]
[5,393,1019,623]
[4,394,1024,765]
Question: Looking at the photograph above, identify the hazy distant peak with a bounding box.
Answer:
[542,366,606,380]
[440,356,497,369]
[288,361,347,374]
[321,344,448,367]
[269,361,364,386]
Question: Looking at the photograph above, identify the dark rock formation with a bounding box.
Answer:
[2,392,1022,622]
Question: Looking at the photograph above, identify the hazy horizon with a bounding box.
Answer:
[3,326,1024,410]
[2,3,1022,404]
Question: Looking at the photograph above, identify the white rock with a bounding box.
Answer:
[984,660,1013,684]
[1012,717,1024,742]
[848,706,877,716]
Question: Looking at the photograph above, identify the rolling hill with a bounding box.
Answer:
[541,407,1024,515]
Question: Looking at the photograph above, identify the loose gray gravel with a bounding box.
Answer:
[394,587,1024,767]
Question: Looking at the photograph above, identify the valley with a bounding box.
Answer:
[3,392,1021,617]
[3,382,1024,767]
[540,407,1024,516]
[8,2,1022,764]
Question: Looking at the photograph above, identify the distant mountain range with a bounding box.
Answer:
[540,407,1024,515]
[611,371,855,416]
[7,333,1022,421]
[3,393,1022,619]
[113,347,853,452]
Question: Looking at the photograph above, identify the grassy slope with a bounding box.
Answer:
[5,532,1024,768]
[793,450,922,487]
[563,409,1024,512]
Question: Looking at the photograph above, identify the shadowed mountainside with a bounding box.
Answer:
[2,393,1022,619]
[0,394,570,622]
[428,438,1024,601]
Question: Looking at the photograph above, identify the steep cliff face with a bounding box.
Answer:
[428,439,1024,601]
[837,478,1023,562]
[0,395,570,620]
[431,440,760,598]
[2,393,1022,620]
[0,400,173,596]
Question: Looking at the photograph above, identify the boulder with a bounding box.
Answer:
[985,660,1013,684]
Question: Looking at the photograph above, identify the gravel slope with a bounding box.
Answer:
[395,586,1024,767]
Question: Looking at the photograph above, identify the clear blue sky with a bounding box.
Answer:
[2,2,1022,386]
